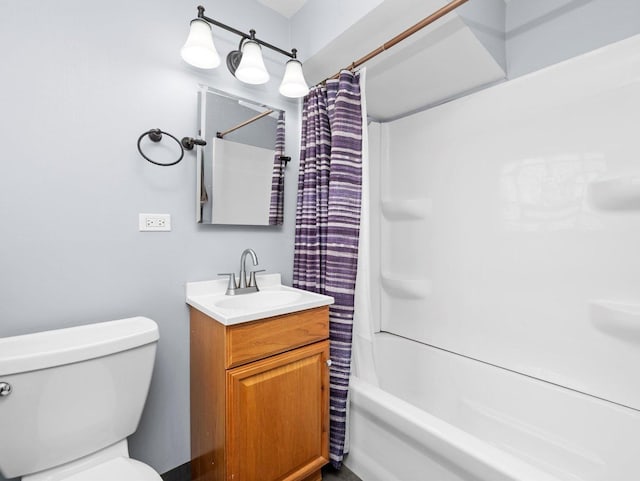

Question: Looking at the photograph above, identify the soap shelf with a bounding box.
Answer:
[589,300,640,341]
[381,274,431,299]
[381,199,432,221]
[586,175,640,211]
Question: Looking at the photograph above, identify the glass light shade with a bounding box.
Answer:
[181,19,220,69]
[279,59,309,98]
[235,40,270,85]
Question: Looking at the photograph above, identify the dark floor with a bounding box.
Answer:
[161,461,362,481]
[322,462,363,481]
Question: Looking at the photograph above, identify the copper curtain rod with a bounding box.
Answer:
[325,0,470,82]
[216,109,274,139]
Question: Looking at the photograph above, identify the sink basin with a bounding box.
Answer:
[186,273,334,325]
[215,290,303,311]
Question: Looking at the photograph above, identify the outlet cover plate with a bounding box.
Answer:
[139,213,171,232]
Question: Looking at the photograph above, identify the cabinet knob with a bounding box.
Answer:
[326,359,332,367]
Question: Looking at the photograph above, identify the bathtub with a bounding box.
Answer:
[344,334,640,481]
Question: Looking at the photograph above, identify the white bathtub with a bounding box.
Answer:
[345,334,640,481]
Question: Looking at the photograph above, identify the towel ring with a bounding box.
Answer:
[137,129,184,167]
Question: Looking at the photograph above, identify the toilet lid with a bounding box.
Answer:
[61,457,162,481]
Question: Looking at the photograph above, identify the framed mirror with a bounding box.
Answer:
[196,86,287,225]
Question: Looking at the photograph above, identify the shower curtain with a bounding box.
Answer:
[351,73,379,389]
[269,111,286,225]
[293,70,364,467]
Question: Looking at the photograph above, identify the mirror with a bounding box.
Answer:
[196,86,287,225]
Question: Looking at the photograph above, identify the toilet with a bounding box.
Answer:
[0,317,162,481]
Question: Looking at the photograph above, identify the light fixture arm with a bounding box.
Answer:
[196,5,295,60]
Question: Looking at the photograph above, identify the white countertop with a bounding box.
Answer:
[186,273,334,325]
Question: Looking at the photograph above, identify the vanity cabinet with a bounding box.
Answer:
[190,305,330,481]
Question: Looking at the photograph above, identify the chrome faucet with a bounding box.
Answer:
[239,248,258,288]
[219,248,264,295]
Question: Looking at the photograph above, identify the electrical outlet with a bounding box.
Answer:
[139,213,171,232]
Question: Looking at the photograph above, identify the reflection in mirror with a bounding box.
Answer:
[197,86,286,225]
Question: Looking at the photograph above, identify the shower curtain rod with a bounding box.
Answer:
[323,0,470,82]
[216,109,274,138]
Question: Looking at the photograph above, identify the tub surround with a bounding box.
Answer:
[348,32,640,481]
[586,175,640,211]
[368,32,640,411]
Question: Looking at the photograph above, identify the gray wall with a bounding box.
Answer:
[459,0,507,73]
[456,0,640,80]
[0,0,299,478]
[506,0,640,78]
[291,0,383,61]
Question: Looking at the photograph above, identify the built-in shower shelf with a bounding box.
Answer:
[381,199,432,221]
[381,275,431,299]
[589,300,640,341]
[587,175,640,211]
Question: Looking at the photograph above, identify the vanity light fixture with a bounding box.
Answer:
[279,52,308,98]
[181,18,220,69]
[234,35,270,85]
[181,5,309,98]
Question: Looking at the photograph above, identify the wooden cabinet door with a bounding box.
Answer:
[226,341,329,481]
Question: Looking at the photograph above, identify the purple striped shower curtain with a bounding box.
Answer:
[293,71,363,467]
[269,111,286,225]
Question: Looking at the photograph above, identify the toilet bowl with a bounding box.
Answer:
[0,317,162,481]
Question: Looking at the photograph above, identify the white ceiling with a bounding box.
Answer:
[256,0,308,18]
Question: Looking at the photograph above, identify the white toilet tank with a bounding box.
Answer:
[0,317,159,479]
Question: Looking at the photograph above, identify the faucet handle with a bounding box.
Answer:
[248,269,266,288]
[218,273,238,291]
